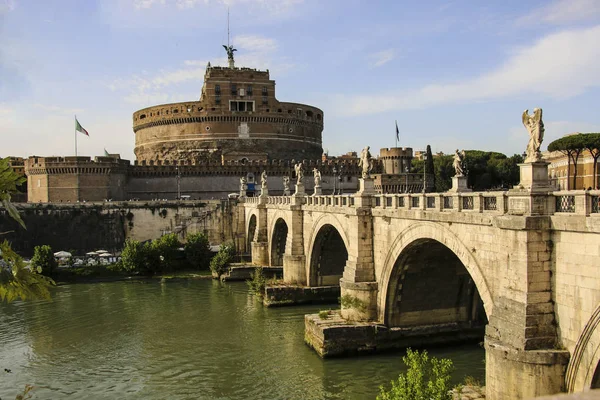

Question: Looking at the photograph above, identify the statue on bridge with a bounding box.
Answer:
[359,146,373,179]
[261,170,268,190]
[453,149,465,177]
[239,176,247,194]
[283,176,290,195]
[313,168,322,187]
[522,108,545,163]
[294,162,304,184]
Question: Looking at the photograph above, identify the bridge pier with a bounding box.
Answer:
[283,207,306,285]
[251,202,269,266]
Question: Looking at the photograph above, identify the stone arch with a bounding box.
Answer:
[566,303,600,392]
[246,212,258,255]
[379,221,494,324]
[306,213,350,287]
[270,218,288,267]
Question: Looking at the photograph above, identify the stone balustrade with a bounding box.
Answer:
[240,189,600,216]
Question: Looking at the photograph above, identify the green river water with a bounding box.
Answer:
[0,279,485,399]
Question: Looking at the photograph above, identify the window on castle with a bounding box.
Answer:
[215,84,221,94]
[247,86,253,95]
[215,95,221,104]
[262,86,268,95]
[229,101,255,112]
[231,84,237,95]
[262,96,268,105]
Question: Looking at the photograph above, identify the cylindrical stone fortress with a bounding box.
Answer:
[133,66,324,164]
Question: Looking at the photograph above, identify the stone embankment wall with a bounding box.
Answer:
[0,200,244,256]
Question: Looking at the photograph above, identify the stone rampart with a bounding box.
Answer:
[0,200,242,256]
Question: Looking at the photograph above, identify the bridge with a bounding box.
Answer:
[239,166,600,400]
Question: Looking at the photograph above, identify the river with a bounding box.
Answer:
[0,279,485,399]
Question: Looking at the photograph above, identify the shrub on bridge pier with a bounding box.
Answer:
[31,245,58,277]
[377,348,454,400]
[210,242,235,278]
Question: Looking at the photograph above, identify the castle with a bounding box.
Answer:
[23,49,427,203]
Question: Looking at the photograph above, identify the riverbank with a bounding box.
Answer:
[52,265,213,285]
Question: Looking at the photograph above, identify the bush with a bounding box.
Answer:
[151,233,182,273]
[30,245,58,276]
[184,232,211,270]
[210,243,234,278]
[377,348,454,400]
[247,266,266,296]
[120,239,149,273]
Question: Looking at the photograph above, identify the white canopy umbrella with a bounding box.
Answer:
[54,251,72,258]
[98,253,113,257]
[86,251,98,256]
[95,250,108,254]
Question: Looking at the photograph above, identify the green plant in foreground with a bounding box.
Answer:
[184,232,211,270]
[377,348,454,400]
[247,266,266,297]
[318,310,330,320]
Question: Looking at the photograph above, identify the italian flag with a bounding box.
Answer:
[75,117,89,136]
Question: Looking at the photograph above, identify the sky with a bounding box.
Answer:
[1,0,600,161]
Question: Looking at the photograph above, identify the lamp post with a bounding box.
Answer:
[422,153,427,193]
[176,166,181,200]
[338,165,343,195]
[332,167,337,195]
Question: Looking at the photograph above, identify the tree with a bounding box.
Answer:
[0,241,54,303]
[184,232,211,270]
[0,157,26,230]
[548,134,588,190]
[30,245,58,276]
[210,242,235,278]
[425,145,435,190]
[151,233,183,273]
[120,239,149,273]
[0,158,55,303]
[581,133,600,190]
[377,348,454,400]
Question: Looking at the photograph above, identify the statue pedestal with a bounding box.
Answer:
[283,188,290,196]
[448,176,471,193]
[313,185,322,196]
[514,162,551,192]
[357,178,375,195]
[507,162,552,216]
[294,182,305,196]
[260,187,269,197]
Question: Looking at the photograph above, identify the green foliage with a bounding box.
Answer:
[0,241,55,303]
[184,232,211,270]
[120,239,151,273]
[247,266,266,297]
[30,245,58,276]
[377,348,454,400]
[413,151,522,192]
[548,133,600,189]
[0,157,26,229]
[210,243,234,278]
[150,233,182,273]
[339,294,367,312]
[318,310,330,319]
[425,145,435,189]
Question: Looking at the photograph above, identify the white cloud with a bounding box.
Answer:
[110,34,295,104]
[233,34,277,53]
[517,0,600,26]
[132,0,303,15]
[368,49,395,68]
[331,25,600,117]
[0,0,15,14]
[34,104,84,115]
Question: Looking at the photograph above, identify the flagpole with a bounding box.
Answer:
[75,115,78,157]
[395,120,398,148]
